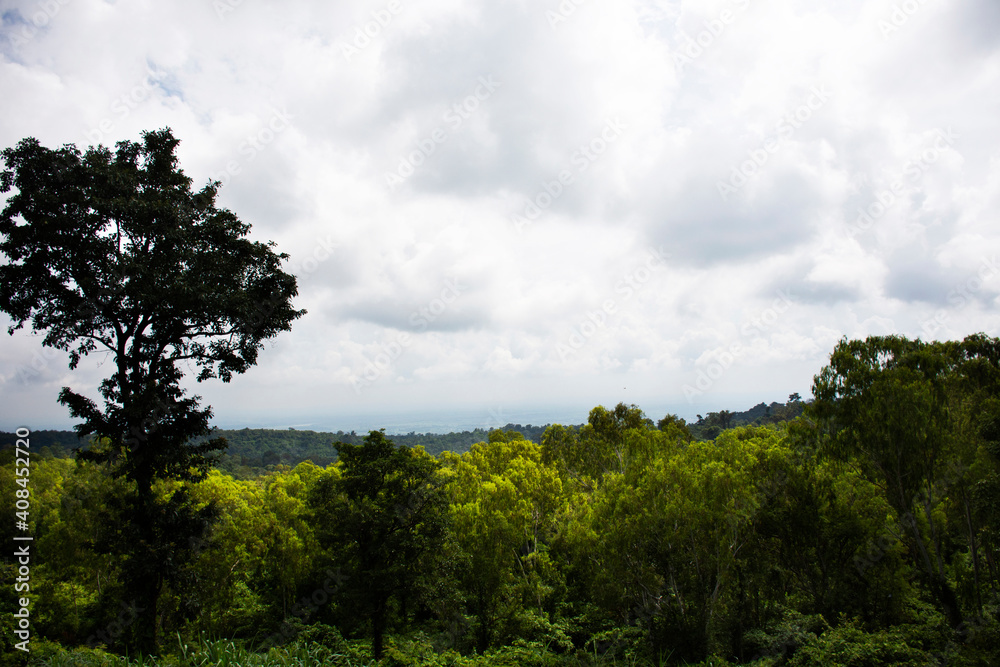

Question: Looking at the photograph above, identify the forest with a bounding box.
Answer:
[0,407,797,479]
[2,334,999,666]
[0,425,560,476]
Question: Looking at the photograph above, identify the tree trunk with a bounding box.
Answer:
[372,596,388,661]
[130,570,160,655]
[127,471,160,655]
[905,512,964,629]
[961,487,984,615]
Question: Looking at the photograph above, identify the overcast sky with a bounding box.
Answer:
[2,0,1000,433]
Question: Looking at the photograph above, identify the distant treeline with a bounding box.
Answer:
[0,422,565,475]
[688,396,805,440]
[0,400,801,475]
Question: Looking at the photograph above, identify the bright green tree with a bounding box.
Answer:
[448,433,567,651]
[542,403,663,483]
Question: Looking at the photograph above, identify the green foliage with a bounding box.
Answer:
[1,128,303,654]
[688,401,804,441]
[810,334,1000,630]
[742,608,828,663]
[308,430,449,660]
[785,619,931,666]
[0,424,573,475]
[447,432,568,652]
[8,336,1000,666]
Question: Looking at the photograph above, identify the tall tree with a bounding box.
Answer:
[449,434,566,651]
[0,129,304,652]
[310,431,448,660]
[544,403,652,480]
[808,334,1000,629]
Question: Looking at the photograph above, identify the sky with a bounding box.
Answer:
[2,0,1000,434]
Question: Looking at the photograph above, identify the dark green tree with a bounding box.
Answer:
[657,413,692,439]
[808,334,1000,629]
[0,129,304,653]
[310,430,448,660]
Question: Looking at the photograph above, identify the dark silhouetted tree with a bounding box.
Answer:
[309,430,448,661]
[0,128,304,653]
[809,334,1000,629]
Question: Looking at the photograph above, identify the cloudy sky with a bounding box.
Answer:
[2,0,1000,433]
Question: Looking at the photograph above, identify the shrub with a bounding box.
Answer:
[787,619,930,666]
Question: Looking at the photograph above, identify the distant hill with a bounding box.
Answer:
[1,400,804,474]
[687,397,805,440]
[200,424,559,474]
[0,429,92,457]
[0,422,565,476]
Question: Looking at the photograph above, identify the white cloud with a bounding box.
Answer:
[2,0,1000,431]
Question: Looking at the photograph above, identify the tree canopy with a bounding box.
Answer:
[1,128,303,481]
[810,334,1000,630]
[309,431,449,660]
[0,128,304,652]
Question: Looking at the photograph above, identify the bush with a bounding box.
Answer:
[743,608,829,662]
[32,640,130,666]
[787,619,930,666]
[476,640,576,666]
